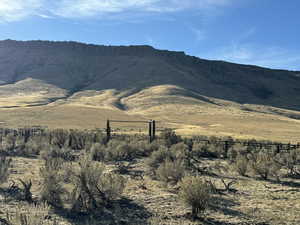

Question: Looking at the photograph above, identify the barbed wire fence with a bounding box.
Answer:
[104,119,300,153]
[0,120,299,153]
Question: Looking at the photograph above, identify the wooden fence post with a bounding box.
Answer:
[152,120,156,141]
[276,144,280,154]
[149,120,153,143]
[224,141,229,158]
[106,120,111,143]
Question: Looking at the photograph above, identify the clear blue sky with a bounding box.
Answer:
[0,0,299,70]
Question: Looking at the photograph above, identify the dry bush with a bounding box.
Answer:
[104,140,140,161]
[179,176,213,219]
[69,155,126,213]
[50,129,69,148]
[192,143,210,158]
[0,156,12,185]
[1,134,16,152]
[40,158,65,208]
[98,173,126,201]
[169,142,189,159]
[156,159,186,185]
[146,146,174,175]
[5,203,56,225]
[160,128,181,147]
[24,137,50,156]
[40,146,74,161]
[14,136,26,154]
[227,144,249,162]
[129,140,160,157]
[147,143,190,179]
[276,149,300,177]
[193,143,225,158]
[232,154,249,176]
[208,144,226,158]
[249,152,281,180]
[90,143,106,161]
[90,140,146,162]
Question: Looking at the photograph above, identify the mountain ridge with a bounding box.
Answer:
[0,39,300,112]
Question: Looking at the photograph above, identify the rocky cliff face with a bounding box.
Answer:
[0,39,300,110]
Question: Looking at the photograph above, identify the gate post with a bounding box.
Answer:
[149,120,153,143]
[106,120,111,143]
[152,120,156,141]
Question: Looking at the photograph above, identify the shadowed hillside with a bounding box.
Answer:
[1,39,300,110]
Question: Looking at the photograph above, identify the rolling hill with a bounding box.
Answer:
[0,39,300,142]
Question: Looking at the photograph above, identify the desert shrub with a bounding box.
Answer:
[276,149,300,177]
[156,159,185,185]
[160,129,181,147]
[179,176,213,219]
[146,146,174,174]
[232,154,249,176]
[40,146,74,161]
[98,173,126,201]
[0,156,12,185]
[227,148,237,162]
[45,156,65,171]
[227,144,251,162]
[170,142,189,158]
[90,143,106,161]
[24,137,50,156]
[192,143,210,158]
[69,155,126,213]
[40,159,65,208]
[5,202,55,225]
[50,129,69,148]
[249,152,281,180]
[129,140,160,157]
[1,134,16,152]
[193,143,225,158]
[203,144,219,158]
[104,140,140,161]
[14,136,26,153]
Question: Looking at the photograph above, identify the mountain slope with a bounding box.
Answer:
[0,78,67,107]
[1,39,300,110]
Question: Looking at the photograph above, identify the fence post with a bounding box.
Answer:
[276,144,280,154]
[149,120,153,143]
[152,120,156,141]
[106,120,111,143]
[224,141,229,158]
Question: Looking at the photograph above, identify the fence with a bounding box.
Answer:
[106,119,156,143]
[0,122,299,154]
[104,119,300,153]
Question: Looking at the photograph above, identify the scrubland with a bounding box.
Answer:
[0,128,299,225]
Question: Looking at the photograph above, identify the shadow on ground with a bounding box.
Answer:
[53,197,152,225]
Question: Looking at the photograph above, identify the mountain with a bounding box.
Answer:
[0,39,300,142]
[1,39,300,110]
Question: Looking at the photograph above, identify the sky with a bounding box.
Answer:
[0,0,299,71]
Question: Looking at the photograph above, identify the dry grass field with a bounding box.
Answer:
[0,84,300,143]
